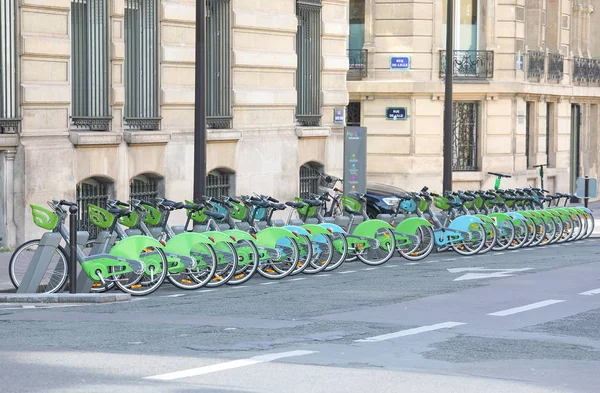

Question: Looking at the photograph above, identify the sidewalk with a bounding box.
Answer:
[0,252,14,292]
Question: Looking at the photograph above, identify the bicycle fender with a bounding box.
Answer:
[395,217,432,236]
[447,215,484,233]
[319,223,347,234]
[353,219,394,238]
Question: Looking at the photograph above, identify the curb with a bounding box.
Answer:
[0,293,131,304]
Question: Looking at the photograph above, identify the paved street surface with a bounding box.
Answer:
[1,236,600,392]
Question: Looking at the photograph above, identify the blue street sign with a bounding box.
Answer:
[334,107,344,124]
[386,107,407,121]
[390,56,411,70]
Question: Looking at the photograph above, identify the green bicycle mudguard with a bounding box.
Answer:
[475,214,494,224]
[488,212,513,228]
[552,208,572,222]
[31,204,59,231]
[395,217,432,235]
[302,224,333,237]
[351,219,394,250]
[203,231,236,244]
[222,229,256,242]
[254,227,301,249]
[165,232,215,270]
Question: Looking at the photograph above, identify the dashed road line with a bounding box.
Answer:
[316,274,332,277]
[487,299,565,317]
[289,278,307,282]
[339,270,356,274]
[362,267,378,271]
[355,322,466,343]
[404,262,420,266]
[260,282,277,285]
[579,288,600,296]
[162,294,186,298]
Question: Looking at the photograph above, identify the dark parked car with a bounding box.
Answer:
[364,182,411,219]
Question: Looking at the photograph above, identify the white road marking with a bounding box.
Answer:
[144,350,318,381]
[447,267,533,281]
[493,252,506,256]
[355,322,466,343]
[385,264,399,268]
[231,285,248,289]
[22,305,36,309]
[260,282,277,285]
[404,262,420,266]
[362,267,378,271]
[579,288,600,296]
[162,294,186,298]
[289,278,307,282]
[198,289,217,293]
[339,270,356,274]
[441,258,458,262]
[487,299,565,317]
[316,274,331,277]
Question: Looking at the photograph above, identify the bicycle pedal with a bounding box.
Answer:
[265,268,276,273]
[234,274,245,279]
[212,275,223,281]
[130,284,142,289]
[92,283,102,287]
[181,279,192,284]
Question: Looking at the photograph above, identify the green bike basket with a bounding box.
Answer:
[88,204,115,229]
[118,207,139,228]
[142,204,162,226]
[230,200,247,220]
[418,199,428,212]
[475,195,484,209]
[433,196,450,211]
[31,204,59,231]
[295,197,316,218]
[185,200,207,223]
[341,195,362,211]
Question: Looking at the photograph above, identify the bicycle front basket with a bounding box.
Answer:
[88,204,115,229]
[319,174,341,189]
[31,204,59,231]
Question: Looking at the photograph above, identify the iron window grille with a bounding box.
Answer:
[439,50,494,79]
[207,0,232,129]
[206,169,233,198]
[547,53,564,81]
[347,49,368,80]
[452,102,479,171]
[299,163,322,199]
[76,179,112,240]
[296,0,322,127]
[573,57,600,84]
[124,0,161,130]
[527,51,545,80]
[71,0,112,131]
[0,0,20,134]
[346,102,361,126]
[130,177,159,204]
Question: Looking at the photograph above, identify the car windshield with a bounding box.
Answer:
[366,182,410,197]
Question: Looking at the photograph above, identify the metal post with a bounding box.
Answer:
[442,0,454,192]
[194,0,207,200]
[69,205,78,294]
[584,175,589,208]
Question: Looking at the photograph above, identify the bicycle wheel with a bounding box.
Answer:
[290,235,314,276]
[507,219,529,249]
[398,225,435,261]
[228,239,260,285]
[324,232,349,271]
[453,222,486,256]
[113,245,168,296]
[257,236,300,279]
[548,215,563,244]
[303,234,334,274]
[356,227,396,265]
[530,218,547,247]
[9,239,68,294]
[206,241,238,287]
[478,222,497,254]
[568,214,583,242]
[167,243,218,290]
[556,216,575,243]
[492,220,515,251]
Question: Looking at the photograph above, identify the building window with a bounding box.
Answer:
[296,0,322,126]
[299,162,322,199]
[206,168,234,198]
[443,0,480,51]
[71,0,112,131]
[0,0,19,133]
[76,177,113,239]
[124,0,160,130]
[130,174,161,203]
[452,102,478,171]
[207,0,232,129]
[346,102,361,126]
[525,101,535,168]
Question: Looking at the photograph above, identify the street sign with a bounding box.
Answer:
[386,107,407,121]
[576,177,598,198]
[390,56,410,70]
[447,267,533,281]
[515,54,524,71]
[343,127,367,195]
[334,107,345,124]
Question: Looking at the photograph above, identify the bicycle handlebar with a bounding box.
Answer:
[488,172,512,178]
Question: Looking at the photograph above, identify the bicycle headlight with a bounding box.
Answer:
[382,197,400,206]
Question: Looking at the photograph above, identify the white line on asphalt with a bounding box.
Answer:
[339,270,356,274]
[493,252,506,256]
[260,282,277,285]
[442,258,458,262]
[316,274,331,277]
[289,278,307,282]
[487,299,565,317]
[198,289,217,293]
[362,267,378,271]
[386,264,399,268]
[355,322,466,343]
[144,350,318,381]
[162,294,186,298]
[404,262,420,266]
[22,305,36,309]
[231,285,248,289]
[579,288,600,296]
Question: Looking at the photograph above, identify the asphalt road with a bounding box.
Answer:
[1,238,600,392]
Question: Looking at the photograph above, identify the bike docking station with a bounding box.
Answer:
[1,202,130,304]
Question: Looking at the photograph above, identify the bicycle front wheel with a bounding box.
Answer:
[113,246,168,296]
[9,239,68,294]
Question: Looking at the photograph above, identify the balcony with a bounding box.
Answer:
[439,50,494,80]
[573,57,600,84]
[347,49,368,80]
[547,53,564,81]
[527,50,545,80]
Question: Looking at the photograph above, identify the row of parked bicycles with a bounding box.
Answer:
[8,173,595,296]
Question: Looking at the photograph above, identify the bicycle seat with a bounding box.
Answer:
[270,203,286,210]
[448,201,463,208]
[161,199,184,209]
[303,199,322,207]
[184,203,203,211]
[489,201,504,205]
[480,194,495,200]
[204,210,225,220]
[285,201,305,209]
[457,193,474,201]
[344,206,361,216]
[108,207,132,217]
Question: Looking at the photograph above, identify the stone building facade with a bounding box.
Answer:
[346,0,600,195]
[0,0,349,246]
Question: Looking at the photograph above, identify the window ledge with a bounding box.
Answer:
[0,134,19,148]
[123,130,171,145]
[70,131,123,147]
[208,129,242,142]
[295,126,331,138]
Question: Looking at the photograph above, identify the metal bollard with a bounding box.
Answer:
[584,175,590,209]
[69,205,78,294]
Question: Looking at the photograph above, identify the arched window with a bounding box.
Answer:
[130,173,164,204]
[76,176,114,239]
[299,162,323,199]
[206,168,235,198]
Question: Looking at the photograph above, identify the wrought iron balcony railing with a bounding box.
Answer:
[347,49,368,80]
[547,53,564,81]
[573,57,600,84]
[527,50,545,80]
[0,118,20,134]
[439,50,494,79]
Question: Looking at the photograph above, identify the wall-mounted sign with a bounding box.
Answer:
[386,107,407,121]
[334,107,345,124]
[344,127,367,195]
[390,56,411,70]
